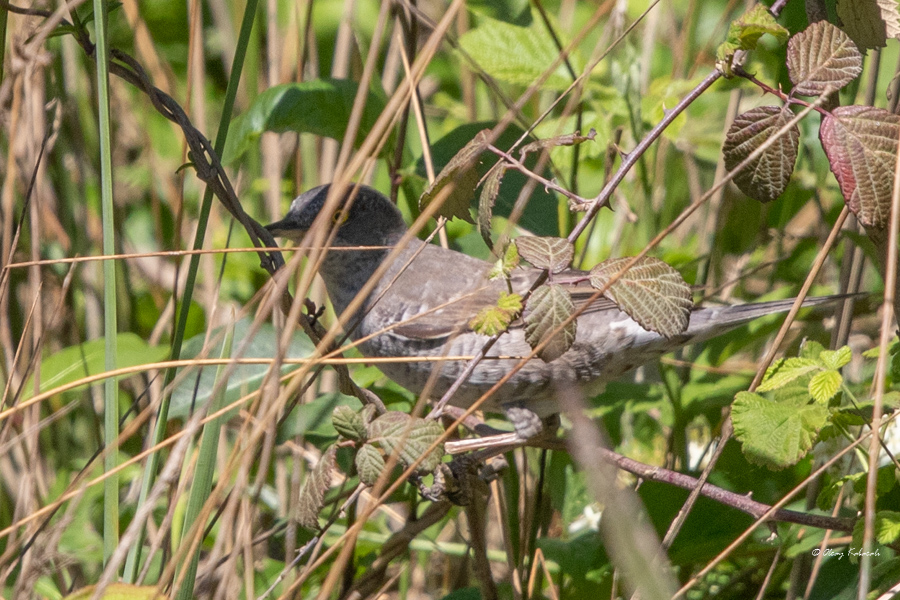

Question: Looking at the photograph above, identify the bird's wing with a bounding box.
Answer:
[383,250,621,340]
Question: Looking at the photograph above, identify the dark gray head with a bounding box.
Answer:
[266,184,407,247]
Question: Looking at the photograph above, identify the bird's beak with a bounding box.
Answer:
[265,217,305,241]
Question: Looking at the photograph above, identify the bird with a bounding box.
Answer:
[266,183,839,442]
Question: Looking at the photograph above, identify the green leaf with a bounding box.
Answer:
[355,443,386,486]
[722,105,799,203]
[732,392,829,469]
[800,340,827,359]
[277,392,361,442]
[333,405,367,442]
[820,346,853,370]
[820,105,900,228]
[524,284,577,362]
[488,242,521,280]
[469,292,523,336]
[787,21,863,96]
[222,79,388,163]
[419,130,489,222]
[852,465,897,496]
[716,4,789,64]
[589,256,692,338]
[21,333,169,401]
[62,583,169,600]
[367,412,445,473]
[515,236,574,273]
[874,511,900,545]
[297,446,336,528]
[757,357,820,392]
[808,370,842,403]
[171,318,315,419]
[458,11,580,90]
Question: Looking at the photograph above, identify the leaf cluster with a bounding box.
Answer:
[723,19,900,232]
[297,405,444,528]
[732,342,899,470]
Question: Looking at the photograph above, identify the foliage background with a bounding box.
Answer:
[0,0,898,598]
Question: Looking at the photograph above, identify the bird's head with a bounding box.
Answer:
[266,184,407,246]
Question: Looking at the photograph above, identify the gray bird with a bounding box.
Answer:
[267,184,836,441]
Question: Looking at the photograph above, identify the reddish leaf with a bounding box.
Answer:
[820,105,900,228]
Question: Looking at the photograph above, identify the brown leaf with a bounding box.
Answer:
[787,21,863,95]
[589,257,692,338]
[478,164,505,248]
[519,128,597,156]
[723,105,799,203]
[419,130,490,222]
[296,446,336,528]
[820,105,900,228]
[837,0,900,50]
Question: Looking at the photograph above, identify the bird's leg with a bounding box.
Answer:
[443,405,560,454]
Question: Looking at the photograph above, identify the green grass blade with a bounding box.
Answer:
[122,0,262,580]
[91,0,119,566]
[173,323,234,600]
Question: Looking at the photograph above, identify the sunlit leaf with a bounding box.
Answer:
[723,105,799,202]
[488,242,521,280]
[716,4,789,70]
[732,392,829,469]
[757,357,820,392]
[459,11,580,90]
[589,257,692,338]
[873,510,900,544]
[820,346,853,370]
[469,292,523,336]
[808,370,842,403]
[62,584,168,600]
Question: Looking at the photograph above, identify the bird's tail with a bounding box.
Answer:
[683,294,858,344]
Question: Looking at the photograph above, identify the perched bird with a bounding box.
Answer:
[267,184,836,441]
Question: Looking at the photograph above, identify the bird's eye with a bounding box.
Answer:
[332,210,349,225]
